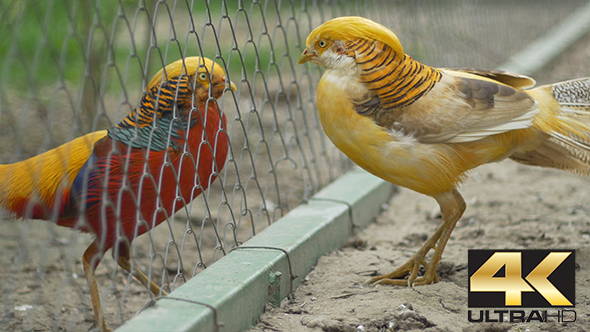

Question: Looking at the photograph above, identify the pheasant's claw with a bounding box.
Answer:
[368,255,423,286]
[367,232,443,287]
[369,248,445,287]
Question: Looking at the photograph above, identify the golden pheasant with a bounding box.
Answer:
[299,16,590,286]
[0,57,236,330]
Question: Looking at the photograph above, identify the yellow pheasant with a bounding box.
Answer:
[299,16,590,286]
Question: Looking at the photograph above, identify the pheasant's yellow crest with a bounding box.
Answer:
[148,56,234,91]
[305,16,404,57]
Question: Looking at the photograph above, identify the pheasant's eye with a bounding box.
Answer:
[318,40,327,48]
[198,72,208,81]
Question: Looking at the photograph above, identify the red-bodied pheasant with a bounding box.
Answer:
[0,56,236,330]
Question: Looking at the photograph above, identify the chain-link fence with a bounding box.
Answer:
[1,0,589,331]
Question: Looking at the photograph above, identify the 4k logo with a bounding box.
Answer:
[468,250,575,307]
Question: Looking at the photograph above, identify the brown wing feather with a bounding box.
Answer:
[392,72,538,143]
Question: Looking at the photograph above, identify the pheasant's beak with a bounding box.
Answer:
[214,78,237,93]
[298,48,315,65]
[229,80,237,92]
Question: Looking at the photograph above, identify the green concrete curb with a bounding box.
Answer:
[116,169,396,332]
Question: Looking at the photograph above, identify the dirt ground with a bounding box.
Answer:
[246,33,590,332]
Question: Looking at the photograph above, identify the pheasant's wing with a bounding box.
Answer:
[393,70,539,143]
[352,56,539,143]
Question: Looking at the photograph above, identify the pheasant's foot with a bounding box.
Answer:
[367,252,439,286]
[366,189,465,288]
[366,223,444,287]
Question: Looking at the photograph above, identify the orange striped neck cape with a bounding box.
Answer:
[308,16,442,110]
[345,38,442,110]
[107,75,193,152]
[116,75,191,130]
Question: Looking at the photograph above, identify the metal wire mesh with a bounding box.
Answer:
[0,0,588,331]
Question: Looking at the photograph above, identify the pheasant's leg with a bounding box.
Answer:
[83,240,110,332]
[369,189,466,286]
[114,243,168,297]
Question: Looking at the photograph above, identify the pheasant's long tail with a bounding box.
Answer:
[0,130,107,220]
[510,77,590,175]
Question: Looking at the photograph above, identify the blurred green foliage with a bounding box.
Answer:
[0,0,277,97]
[1,0,115,91]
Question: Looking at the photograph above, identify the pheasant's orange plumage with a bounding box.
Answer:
[300,16,590,286]
[0,56,235,330]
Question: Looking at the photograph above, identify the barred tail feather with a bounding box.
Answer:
[510,78,590,175]
[552,77,590,106]
[510,135,590,176]
[0,161,72,219]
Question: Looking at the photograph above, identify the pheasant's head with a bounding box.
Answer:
[148,56,237,105]
[298,16,404,71]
